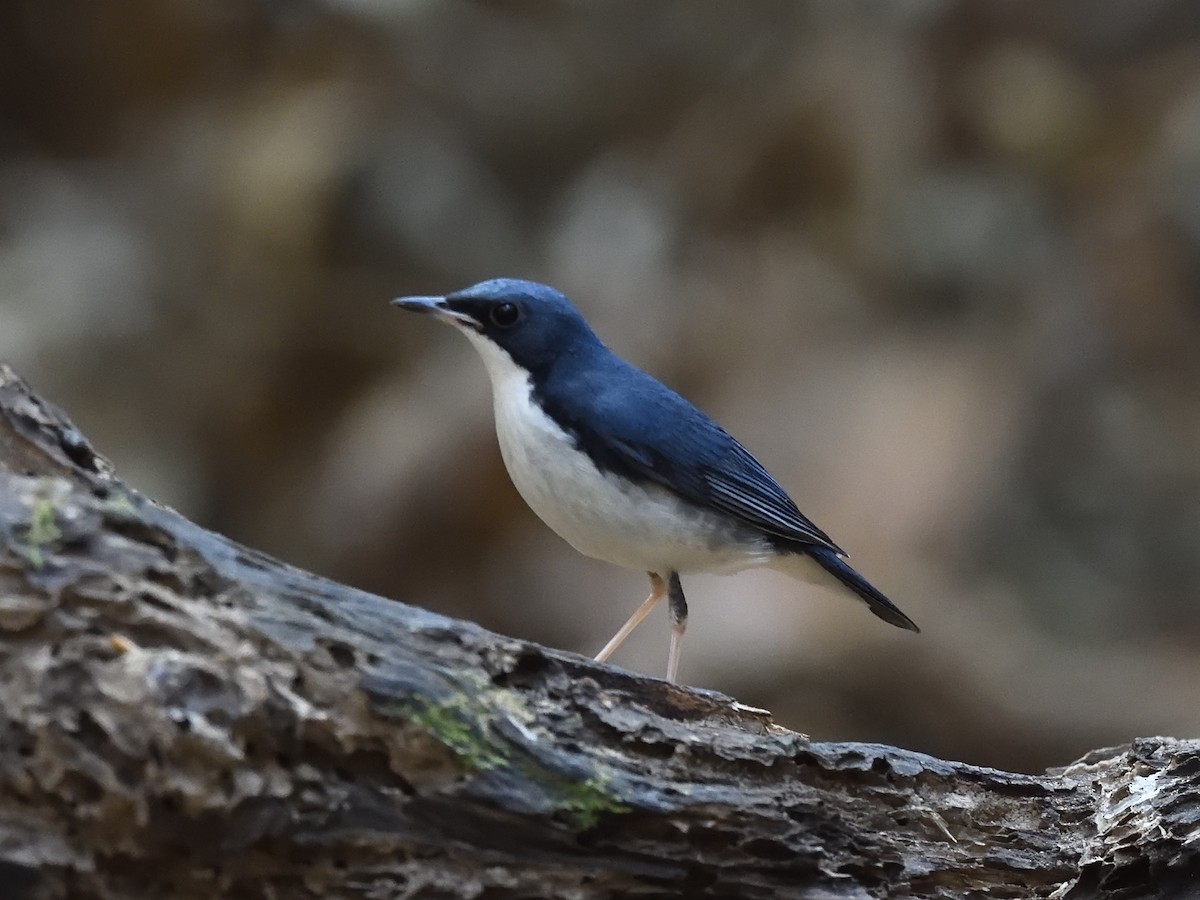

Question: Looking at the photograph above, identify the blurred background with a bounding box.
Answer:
[2,0,1199,774]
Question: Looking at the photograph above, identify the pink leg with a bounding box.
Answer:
[595,573,667,663]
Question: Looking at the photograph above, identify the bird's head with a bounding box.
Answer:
[392,279,599,374]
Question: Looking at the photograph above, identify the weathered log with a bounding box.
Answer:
[0,363,1196,899]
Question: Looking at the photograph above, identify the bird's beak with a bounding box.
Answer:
[390,295,475,327]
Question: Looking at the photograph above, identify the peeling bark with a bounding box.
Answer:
[0,364,1196,899]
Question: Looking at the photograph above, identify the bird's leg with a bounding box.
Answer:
[595,572,667,663]
[665,571,687,683]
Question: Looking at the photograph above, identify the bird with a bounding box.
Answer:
[392,278,918,683]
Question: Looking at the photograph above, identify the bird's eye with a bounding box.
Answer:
[490,302,521,328]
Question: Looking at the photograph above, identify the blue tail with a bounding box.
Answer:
[807,546,919,632]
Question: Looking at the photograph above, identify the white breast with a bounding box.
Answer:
[461,330,772,575]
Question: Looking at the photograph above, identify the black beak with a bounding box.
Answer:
[391,295,474,326]
[392,295,445,313]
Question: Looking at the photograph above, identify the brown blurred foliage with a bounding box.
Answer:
[2,0,1199,773]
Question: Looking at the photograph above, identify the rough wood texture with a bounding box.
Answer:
[0,363,1196,900]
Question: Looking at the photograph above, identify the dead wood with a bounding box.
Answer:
[0,364,1196,899]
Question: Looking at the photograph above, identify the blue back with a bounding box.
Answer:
[534,347,840,553]
[444,279,841,552]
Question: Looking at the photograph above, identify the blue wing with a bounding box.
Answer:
[535,352,845,555]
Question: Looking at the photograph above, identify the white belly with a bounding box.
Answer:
[464,332,771,575]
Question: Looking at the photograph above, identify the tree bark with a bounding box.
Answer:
[0,363,1196,900]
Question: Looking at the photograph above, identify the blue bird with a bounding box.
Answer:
[392,279,918,683]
